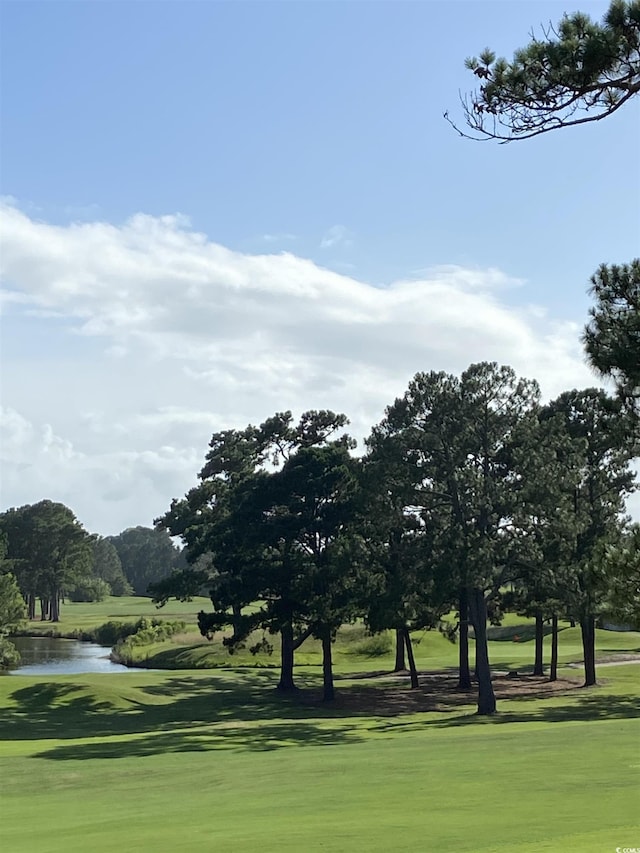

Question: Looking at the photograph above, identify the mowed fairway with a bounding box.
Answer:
[1,635,639,853]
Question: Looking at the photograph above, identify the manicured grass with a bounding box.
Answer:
[115,616,640,675]
[19,596,640,678]
[1,617,639,852]
[14,595,213,636]
[1,663,639,852]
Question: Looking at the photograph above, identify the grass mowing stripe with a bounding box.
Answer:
[2,610,638,853]
[2,699,638,852]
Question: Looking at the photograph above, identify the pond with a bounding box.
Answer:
[5,636,132,676]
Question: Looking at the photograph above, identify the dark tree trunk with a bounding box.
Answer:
[50,592,60,623]
[458,588,471,689]
[533,610,544,676]
[277,622,297,691]
[27,593,36,621]
[231,604,242,636]
[394,628,406,672]
[580,615,597,687]
[321,630,335,702]
[468,587,496,715]
[40,597,49,621]
[549,613,558,682]
[402,628,419,689]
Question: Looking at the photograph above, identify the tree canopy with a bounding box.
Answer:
[540,388,636,684]
[583,259,640,426]
[108,526,183,596]
[0,535,26,668]
[156,410,363,700]
[0,500,94,622]
[604,524,640,628]
[447,0,640,141]
[91,537,133,597]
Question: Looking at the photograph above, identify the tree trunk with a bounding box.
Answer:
[50,592,60,623]
[580,615,597,687]
[40,597,49,621]
[321,629,335,702]
[549,613,558,682]
[402,628,419,689]
[468,587,496,715]
[393,628,406,672]
[458,587,472,689]
[533,610,544,676]
[231,604,242,636]
[277,622,297,691]
[27,593,36,621]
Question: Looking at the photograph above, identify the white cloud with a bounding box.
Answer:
[0,199,620,534]
[0,405,203,535]
[320,224,353,249]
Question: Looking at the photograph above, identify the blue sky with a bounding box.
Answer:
[1,1,639,534]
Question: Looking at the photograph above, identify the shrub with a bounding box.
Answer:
[0,637,21,669]
[91,620,140,646]
[112,618,187,661]
[69,577,112,603]
[346,631,393,657]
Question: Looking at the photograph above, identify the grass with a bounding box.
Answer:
[12,595,213,637]
[2,598,639,851]
[14,596,640,674]
[1,664,639,852]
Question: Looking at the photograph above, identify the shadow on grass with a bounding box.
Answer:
[0,671,335,743]
[29,685,640,762]
[35,720,363,761]
[367,691,640,736]
[2,668,639,762]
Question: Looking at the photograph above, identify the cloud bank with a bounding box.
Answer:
[2,199,626,535]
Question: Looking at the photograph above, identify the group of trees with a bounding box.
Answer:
[441,0,639,707]
[0,504,185,665]
[153,2,640,710]
[153,357,638,714]
[1,3,637,700]
[155,2,639,715]
[107,526,185,596]
[0,501,95,623]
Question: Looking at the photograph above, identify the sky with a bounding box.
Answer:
[1,0,639,536]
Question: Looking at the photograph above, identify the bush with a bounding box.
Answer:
[90,620,141,646]
[69,577,112,603]
[111,618,187,662]
[346,631,393,657]
[0,637,20,669]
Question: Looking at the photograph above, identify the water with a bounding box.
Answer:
[6,636,132,676]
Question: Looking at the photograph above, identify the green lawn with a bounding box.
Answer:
[13,596,640,675]
[13,595,213,636]
[1,604,639,852]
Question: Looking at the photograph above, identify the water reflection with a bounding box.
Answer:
[7,636,131,675]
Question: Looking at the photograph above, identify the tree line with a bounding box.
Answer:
[152,348,638,715]
[0,509,185,665]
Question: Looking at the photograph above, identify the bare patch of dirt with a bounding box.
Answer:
[299,670,582,716]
